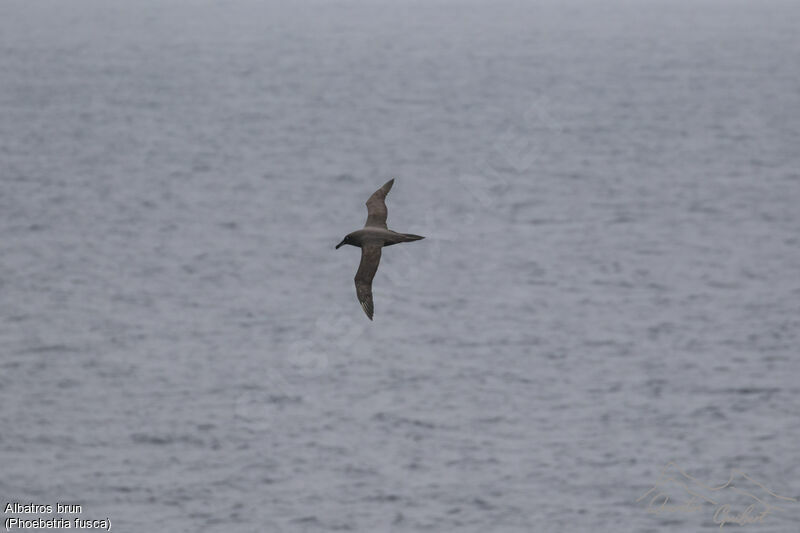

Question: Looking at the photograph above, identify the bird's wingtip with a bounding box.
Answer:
[360,300,374,320]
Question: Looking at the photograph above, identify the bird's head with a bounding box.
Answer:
[335,234,351,249]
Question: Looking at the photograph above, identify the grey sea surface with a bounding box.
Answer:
[2,1,799,531]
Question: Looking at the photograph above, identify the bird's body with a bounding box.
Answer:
[341,227,423,247]
[335,179,425,320]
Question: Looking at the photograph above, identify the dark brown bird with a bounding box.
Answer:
[335,179,425,320]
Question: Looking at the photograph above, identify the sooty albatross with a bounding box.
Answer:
[335,179,425,320]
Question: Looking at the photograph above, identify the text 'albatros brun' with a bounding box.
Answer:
[335,179,425,320]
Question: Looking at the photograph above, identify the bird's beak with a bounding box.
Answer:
[335,239,346,249]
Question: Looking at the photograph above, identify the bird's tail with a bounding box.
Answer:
[402,233,425,242]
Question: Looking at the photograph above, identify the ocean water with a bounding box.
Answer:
[1,1,799,531]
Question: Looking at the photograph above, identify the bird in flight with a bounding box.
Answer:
[335,179,425,320]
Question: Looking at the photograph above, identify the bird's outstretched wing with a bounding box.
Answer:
[364,178,394,228]
[354,244,382,320]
